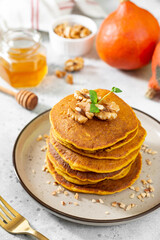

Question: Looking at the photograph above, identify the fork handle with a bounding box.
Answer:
[26,227,49,240]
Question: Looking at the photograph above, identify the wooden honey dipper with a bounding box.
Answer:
[0,85,38,110]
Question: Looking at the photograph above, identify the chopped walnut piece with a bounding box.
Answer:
[151,151,157,155]
[65,57,84,72]
[95,104,105,110]
[80,27,91,38]
[66,74,73,84]
[99,199,104,204]
[55,70,66,78]
[73,202,79,206]
[135,186,140,192]
[107,101,120,113]
[64,191,69,196]
[111,202,117,207]
[76,101,94,119]
[118,203,126,209]
[146,159,152,166]
[147,149,152,154]
[42,165,47,172]
[74,193,79,200]
[141,179,147,185]
[52,191,57,196]
[91,199,96,203]
[64,26,71,38]
[74,89,89,101]
[129,186,135,190]
[131,203,136,208]
[146,192,150,198]
[125,204,132,211]
[67,107,88,124]
[57,186,65,193]
[130,193,135,199]
[137,195,142,200]
[75,107,81,112]
[141,193,146,198]
[95,111,117,121]
[53,182,58,186]
[85,111,94,119]
[41,146,47,152]
[37,135,43,141]
[43,134,49,139]
[105,211,110,215]
[61,201,66,206]
[147,179,153,184]
[149,185,154,192]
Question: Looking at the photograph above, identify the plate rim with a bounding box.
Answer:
[12,108,160,225]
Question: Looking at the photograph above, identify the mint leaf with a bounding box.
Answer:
[90,103,100,113]
[111,87,122,93]
[156,65,160,86]
[89,90,98,104]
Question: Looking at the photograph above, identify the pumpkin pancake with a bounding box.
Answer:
[102,127,138,152]
[50,89,139,151]
[51,126,139,154]
[46,153,142,195]
[48,140,140,173]
[46,156,133,185]
[51,124,146,159]
[46,145,134,183]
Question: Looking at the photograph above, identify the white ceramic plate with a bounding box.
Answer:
[13,109,160,226]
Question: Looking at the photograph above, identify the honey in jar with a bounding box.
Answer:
[0,29,48,88]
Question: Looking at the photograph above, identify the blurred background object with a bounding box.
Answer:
[0,0,106,32]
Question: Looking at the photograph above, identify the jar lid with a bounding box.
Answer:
[1,28,41,58]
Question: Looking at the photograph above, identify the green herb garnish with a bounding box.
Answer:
[111,87,122,93]
[98,86,122,104]
[90,103,100,113]
[89,90,100,113]
[89,90,98,104]
[89,87,122,113]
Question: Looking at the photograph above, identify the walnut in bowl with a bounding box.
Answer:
[49,14,97,57]
[54,23,91,39]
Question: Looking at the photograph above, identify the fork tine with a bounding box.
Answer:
[0,218,6,228]
[0,203,14,220]
[0,196,18,217]
[0,211,9,224]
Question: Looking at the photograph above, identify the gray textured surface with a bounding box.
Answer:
[0,0,160,239]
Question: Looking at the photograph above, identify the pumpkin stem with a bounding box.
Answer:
[120,0,130,3]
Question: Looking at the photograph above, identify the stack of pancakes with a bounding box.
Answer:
[46,89,146,195]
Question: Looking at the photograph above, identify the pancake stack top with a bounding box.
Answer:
[47,89,146,195]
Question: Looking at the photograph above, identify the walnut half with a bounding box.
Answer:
[65,57,84,72]
[67,108,88,124]
[67,89,120,124]
[95,111,117,120]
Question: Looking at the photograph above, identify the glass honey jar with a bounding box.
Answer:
[0,29,48,88]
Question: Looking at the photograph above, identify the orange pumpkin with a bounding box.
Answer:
[146,41,160,98]
[96,0,160,70]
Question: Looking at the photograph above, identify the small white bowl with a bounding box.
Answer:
[49,14,97,57]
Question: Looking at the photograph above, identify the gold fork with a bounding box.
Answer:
[0,196,49,239]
